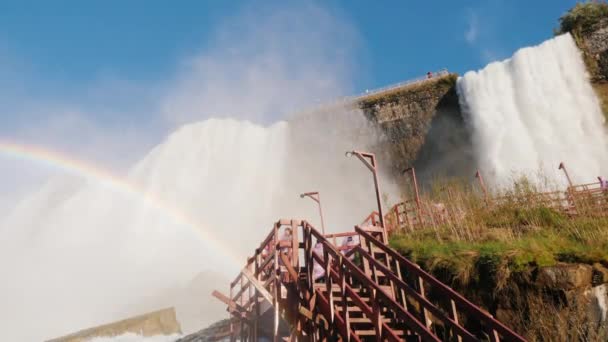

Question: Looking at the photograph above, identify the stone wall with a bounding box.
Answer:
[355,74,471,181]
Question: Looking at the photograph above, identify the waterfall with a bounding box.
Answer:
[0,110,394,341]
[457,34,608,188]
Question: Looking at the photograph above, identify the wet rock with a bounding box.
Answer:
[45,308,181,342]
[536,263,593,290]
[593,263,608,285]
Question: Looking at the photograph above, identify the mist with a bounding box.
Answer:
[0,3,399,341]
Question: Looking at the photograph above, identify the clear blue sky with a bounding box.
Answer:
[0,0,579,93]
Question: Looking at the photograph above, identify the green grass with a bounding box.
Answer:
[388,184,608,288]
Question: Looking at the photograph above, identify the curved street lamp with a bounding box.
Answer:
[299,191,326,235]
[345,150,385,230]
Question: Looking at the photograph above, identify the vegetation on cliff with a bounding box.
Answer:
[388,177,608,340]
[390,180,608,286]
[555,1,608,35]
[555,1,608,119]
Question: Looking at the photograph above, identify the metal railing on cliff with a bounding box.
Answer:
[299,68,451,113]
[383,162,608,235]
[350,68,450,101]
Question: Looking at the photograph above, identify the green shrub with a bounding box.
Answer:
[556,1,608,35]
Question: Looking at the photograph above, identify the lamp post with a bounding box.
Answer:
[558,162,574,188]
[346,150,385,230]
[300,191,326,235]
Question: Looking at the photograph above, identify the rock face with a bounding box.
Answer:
[573,17,608,117]
[577,18,608,82]
[46,307,182,342]
[356,74,472,182]
[443,262,608,341]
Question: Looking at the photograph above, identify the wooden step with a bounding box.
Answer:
[349,317,392,324]
[354,329,405,336]
[335,306,363,312]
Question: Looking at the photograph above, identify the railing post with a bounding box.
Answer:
[371,288,383,340]
[417,274,433,329]
[273,223,280,342]
[254,249,261,341]
[230,284,236,342]
[449,299,462,342]
[559,162,577,213]
[240,276,246,341]
[339,259,350,342]
[323,247,334,326]
[404,167,423,227]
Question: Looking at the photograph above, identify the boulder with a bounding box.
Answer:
[536,263,593,290]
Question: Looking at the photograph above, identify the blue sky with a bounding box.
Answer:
[0,0,578,93]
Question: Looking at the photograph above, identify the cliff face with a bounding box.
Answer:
[356,74,474,182]
[572,17,608,117]
[443,263,608,341]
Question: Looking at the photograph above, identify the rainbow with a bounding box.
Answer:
[0,139,244,269]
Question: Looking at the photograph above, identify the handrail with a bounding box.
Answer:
[311,252,402,342]
[308,224,441,341]
[387,177,608,233]
[297,69,451,114]
[351,68,450,100]
[355,226,527,341]
[355,245,478,342]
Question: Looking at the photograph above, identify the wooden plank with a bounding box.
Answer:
[212,290,247,314]
[241,268,274,305]
[280,253,299,283]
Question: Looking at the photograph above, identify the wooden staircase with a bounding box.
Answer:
[215,220,526,341]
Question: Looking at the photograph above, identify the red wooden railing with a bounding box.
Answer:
[215,220,526,341]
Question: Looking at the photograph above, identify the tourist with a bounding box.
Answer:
[312,241,325,282]
[340,235,358,260]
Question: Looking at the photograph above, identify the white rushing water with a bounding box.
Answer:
[457,33,608,188]
[0,110,394,341]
